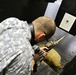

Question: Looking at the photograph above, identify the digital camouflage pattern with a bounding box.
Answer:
[0,18,34,75]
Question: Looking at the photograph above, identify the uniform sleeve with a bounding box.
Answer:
[0,17,34,75]
[0,17,27,34]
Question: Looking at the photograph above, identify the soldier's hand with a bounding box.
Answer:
[40,46,48,56]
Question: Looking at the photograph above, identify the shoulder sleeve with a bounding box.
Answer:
[0,18,33,72]
[0,17,28,34]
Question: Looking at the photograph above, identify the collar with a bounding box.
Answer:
[29,24,37,46]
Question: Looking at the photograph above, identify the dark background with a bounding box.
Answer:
[0,0,56,23]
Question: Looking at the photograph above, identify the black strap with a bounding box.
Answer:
[3,68,6,75]
[29,24,37,46]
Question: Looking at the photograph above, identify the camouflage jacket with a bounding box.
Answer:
[0,18,34,75]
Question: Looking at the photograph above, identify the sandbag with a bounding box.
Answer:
[44,48,63,71]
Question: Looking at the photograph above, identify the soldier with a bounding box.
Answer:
[0,16,56,75]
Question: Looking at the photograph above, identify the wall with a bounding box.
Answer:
[55,0,76,35]
[0,0,48,23]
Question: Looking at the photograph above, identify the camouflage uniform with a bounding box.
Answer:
[0,18,34,75]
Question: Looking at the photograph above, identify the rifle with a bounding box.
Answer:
[44,35,65,52]
[33,36,65,72]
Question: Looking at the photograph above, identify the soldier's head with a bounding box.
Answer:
[32,16,56,43]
